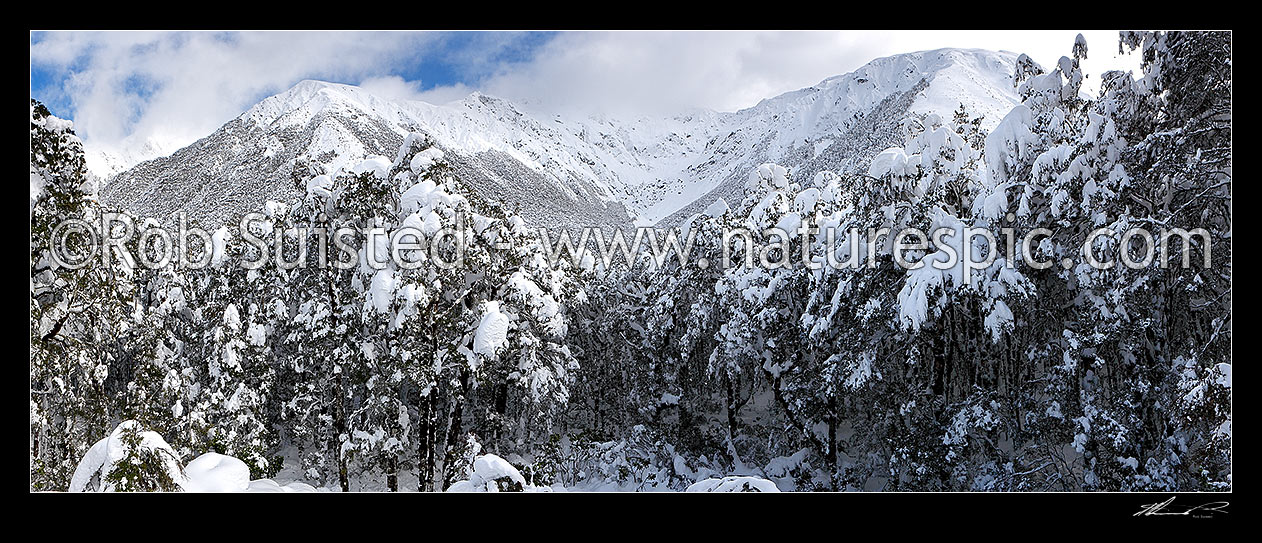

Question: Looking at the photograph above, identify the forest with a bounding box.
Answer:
[29,31,1230,492]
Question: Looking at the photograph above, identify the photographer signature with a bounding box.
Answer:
[1135,496,1229,517]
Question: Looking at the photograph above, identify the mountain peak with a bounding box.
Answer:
[744,48,1018,125]
[243,79,403,129]
[818,47,1018,130]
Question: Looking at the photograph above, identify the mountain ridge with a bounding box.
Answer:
[96,47,1021,230]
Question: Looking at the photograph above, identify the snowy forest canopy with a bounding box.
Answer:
[30,31,1230,492]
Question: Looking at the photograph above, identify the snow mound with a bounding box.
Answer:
[243,479,318,493]
[183,452,317,493]
[685,476,781,492]
[446,454,529,492]
[183,452,251,492]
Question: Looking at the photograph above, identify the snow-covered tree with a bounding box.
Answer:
[69,420,185,492]
[30,101,143,489]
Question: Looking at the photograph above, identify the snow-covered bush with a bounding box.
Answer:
[685,476,780,492]
[71,424,317,493]
[70,421,185,492]
[446,454,529,492]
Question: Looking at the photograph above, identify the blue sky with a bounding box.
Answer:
[30,31,1139,155]
[31,31,557,121]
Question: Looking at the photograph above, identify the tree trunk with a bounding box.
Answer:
[420,393,436,492]
[441,370,470,490]
[335,380,349,493]
[387,457,398,492]
[323,262,351,493]
[827,395,839,489]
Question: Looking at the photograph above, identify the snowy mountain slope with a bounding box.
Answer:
[97,48,1019,229]
[100,81,637,229]
[653,48,1020,226]
[513,48,1019,226]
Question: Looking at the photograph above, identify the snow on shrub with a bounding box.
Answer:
[72,423,315,492]
[69,420,185,492]
[472,302,510,358]
[447,454,531,492]
[685,476,781,492]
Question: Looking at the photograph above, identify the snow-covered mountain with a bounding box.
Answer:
[97,48,1020,229]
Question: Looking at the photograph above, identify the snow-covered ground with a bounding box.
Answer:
[69,423,784,492]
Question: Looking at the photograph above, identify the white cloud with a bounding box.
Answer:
[357,75,475,105]
[414,83,479,106]
[461,30,1141,115]
[358,75,426,102]
[31,31,435,152]
[31,30,1144,156]
[478,31,884,115]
